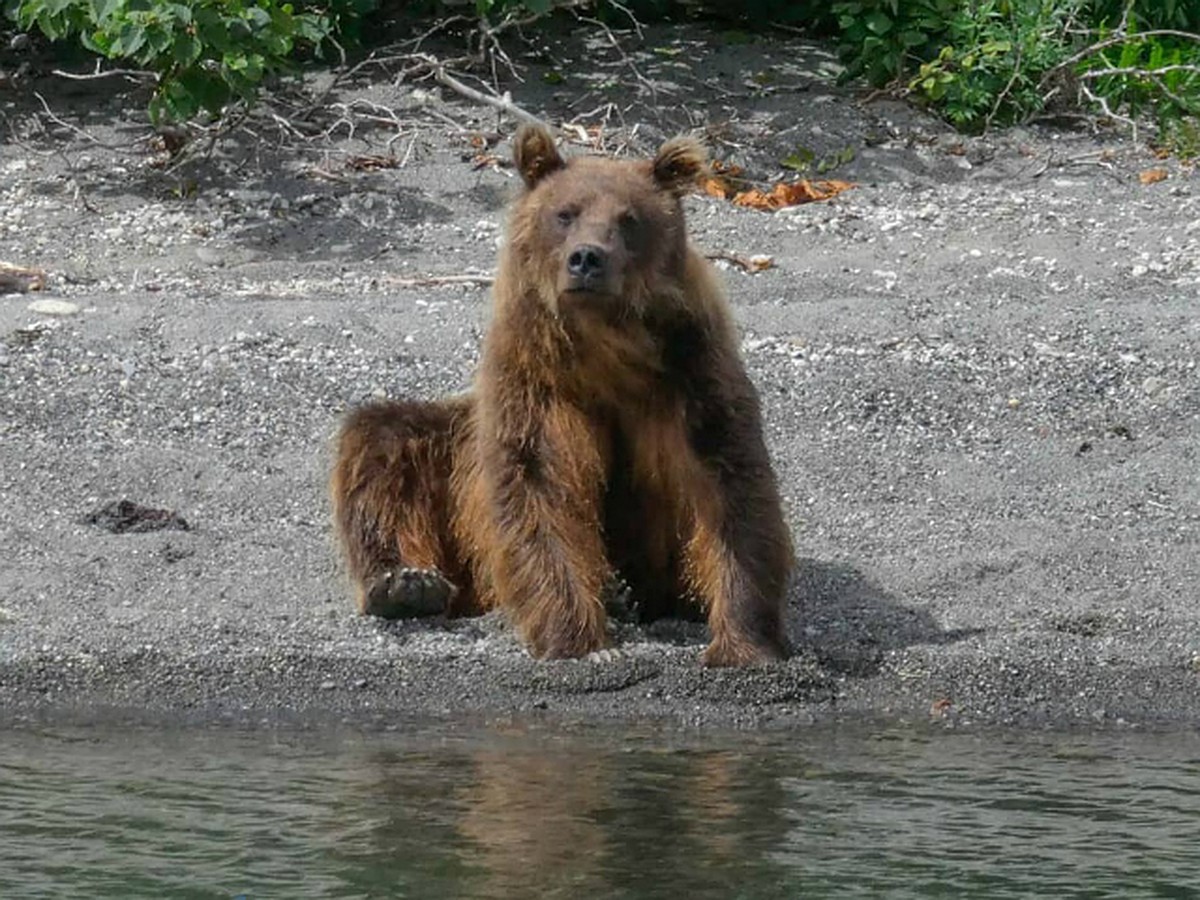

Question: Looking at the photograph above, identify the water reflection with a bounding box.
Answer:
[333,729,793,899]
[2,723,1200,899]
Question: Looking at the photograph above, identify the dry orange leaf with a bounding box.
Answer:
[702,161,749,200]
[733,179,855,211]
[1139,168,1169,185]
[703,177,734,199]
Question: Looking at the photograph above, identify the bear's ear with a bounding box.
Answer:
[514,124,565,189]
[651,136,708,196]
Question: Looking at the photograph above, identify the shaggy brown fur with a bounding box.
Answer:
[330,124,794,666]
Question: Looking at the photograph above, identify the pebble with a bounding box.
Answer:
[27,299,79,316]
[319,679,336,691]
[195,246,224,267]
[1143,376,1167,398]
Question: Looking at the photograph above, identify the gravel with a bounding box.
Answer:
[1,23,1198,732]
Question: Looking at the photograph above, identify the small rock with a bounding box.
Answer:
[319,680,336,691]
[195,246,224,267]
[27,298,78,316]
[1142,376,1167,398]
[1131,264,1149,277]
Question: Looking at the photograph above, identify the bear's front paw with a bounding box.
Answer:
[362,568,457,619]
[701,637,787,668]
[532,623,609,661]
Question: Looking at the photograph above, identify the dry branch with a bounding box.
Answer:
[428,60,544,126]
[382,274,496,289]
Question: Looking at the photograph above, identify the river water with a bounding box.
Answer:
[2,720,1198,898]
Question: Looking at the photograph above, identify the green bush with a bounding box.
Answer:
[832,0,959,86]
[907,0,1084,128]
[1087,0,1200,31]
[6,0,375,122]
[3,0,1197,146]
[831,0,1200,141]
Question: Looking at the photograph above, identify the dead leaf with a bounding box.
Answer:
[1139,168,1168,185]
[930,698,953,718]
[471,153,504,170]
[702,161,752,200]
[703,177,733,199]
[706,251,775,273]
[733,179,855,211]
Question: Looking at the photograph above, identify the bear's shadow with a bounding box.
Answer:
[788,557,983,678]
[369,556,982,682]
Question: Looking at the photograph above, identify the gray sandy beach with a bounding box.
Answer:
[2,24,1198,731]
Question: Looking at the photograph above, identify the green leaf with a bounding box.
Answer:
[111,20,146,57]
[865,11,893,35]
[244,6,270,29]
[36,9,63,40]
[781,145,814,172]
[172,32,200,66]
[90,0,120,23]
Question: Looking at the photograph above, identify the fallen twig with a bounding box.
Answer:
[382,274,496,289]
[1080,63,1200,79]
[52,65,154,83]
[428,59,544,126]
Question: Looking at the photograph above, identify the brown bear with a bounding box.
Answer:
[329,124,793,666]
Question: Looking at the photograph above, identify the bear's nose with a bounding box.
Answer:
[567,244,607,280]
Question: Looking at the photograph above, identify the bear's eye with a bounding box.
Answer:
[619,211,641,232]
[555,209,576,227]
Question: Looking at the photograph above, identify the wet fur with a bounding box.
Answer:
[330,125,794,665]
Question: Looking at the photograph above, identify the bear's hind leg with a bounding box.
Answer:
[330,399,471,619]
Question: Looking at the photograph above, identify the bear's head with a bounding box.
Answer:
[503,124,708,316]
